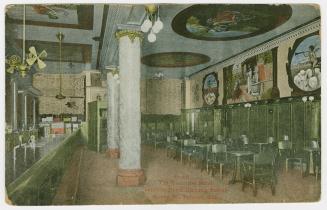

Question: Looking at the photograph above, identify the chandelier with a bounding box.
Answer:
[55,32,66,100]
[141,5,163,43]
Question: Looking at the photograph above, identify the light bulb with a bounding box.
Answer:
[148,31,156,43]
[302,96,307,103]
[141,19,152,33]
[152,17,163,33]
[309,96,314,101]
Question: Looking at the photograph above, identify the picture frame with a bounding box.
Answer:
[286,31,321,96]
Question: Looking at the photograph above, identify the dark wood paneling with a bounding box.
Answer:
[180,98,320,149]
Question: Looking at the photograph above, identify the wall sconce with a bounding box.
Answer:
[153,72,164,79]
[302,96,308,103]
[309,96,314,102]
[244,103,251,108]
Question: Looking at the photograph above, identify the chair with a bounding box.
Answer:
[267,136,277,148]
[315,150,321,181]
[307,140,320,178]
[241,150,278,196]
[200,144,212,173]
[217,135,224,142]
[207,144,228,179]
[153,132,167,150]
[190,144,208,169]
[166,136,179,158]
[278,140,307,176]
[181,139,197,165]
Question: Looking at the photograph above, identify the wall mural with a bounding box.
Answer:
[287,32,321,94]
[224,50,274,104]
[141,52,210,67]
[32,5,77,19]
[172,4,292,41]
[202,72,218,106]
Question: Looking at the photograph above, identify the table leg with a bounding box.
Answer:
[236,156,241,181]
[309,151,314,174]
[229,158,237,184]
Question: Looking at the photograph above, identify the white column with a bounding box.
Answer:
[12,80,18,131]
[24,94,28,129]
[116,26,145,186]
[106,69,120,158]
[32,98,36,128]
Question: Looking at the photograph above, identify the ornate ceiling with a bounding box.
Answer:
[6,4,320,79]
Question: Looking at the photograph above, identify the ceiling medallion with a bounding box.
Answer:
[142,52,210,68]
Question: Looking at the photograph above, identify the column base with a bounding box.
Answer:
[106,148,120,159]
[271,86,280,98]
[117,169,145,187]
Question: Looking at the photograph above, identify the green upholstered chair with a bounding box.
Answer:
[241,150,278,196]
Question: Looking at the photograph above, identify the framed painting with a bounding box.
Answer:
[202,72,218,106]
[286,32,321,95]
[223,50,274,104]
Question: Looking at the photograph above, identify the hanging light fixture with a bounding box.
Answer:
[141,4,163,43]
[55,32,66,100]
[5,5,47,77]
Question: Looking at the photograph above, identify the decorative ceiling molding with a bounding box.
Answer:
[190,18,320,77]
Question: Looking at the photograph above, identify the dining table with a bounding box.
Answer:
[252,142,269,153]
[228,150,254,184]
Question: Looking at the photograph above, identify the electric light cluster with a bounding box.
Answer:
[141,5,163,43]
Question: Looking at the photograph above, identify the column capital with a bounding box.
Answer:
[106,65,119,76]
[115,24,143,42]
[115,30,143,43]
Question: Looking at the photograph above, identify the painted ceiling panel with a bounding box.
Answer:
[6,4,320,79]
[7,5,78,24]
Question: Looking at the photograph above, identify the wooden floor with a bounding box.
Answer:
[58,145,320,204]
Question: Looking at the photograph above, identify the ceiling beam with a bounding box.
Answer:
[96,5,109,69]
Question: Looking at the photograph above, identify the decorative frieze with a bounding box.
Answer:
[223,19,320,68]
[192,19,320,77]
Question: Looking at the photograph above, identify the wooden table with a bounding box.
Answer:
[253,142,269,152]
[228,151,254,184]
